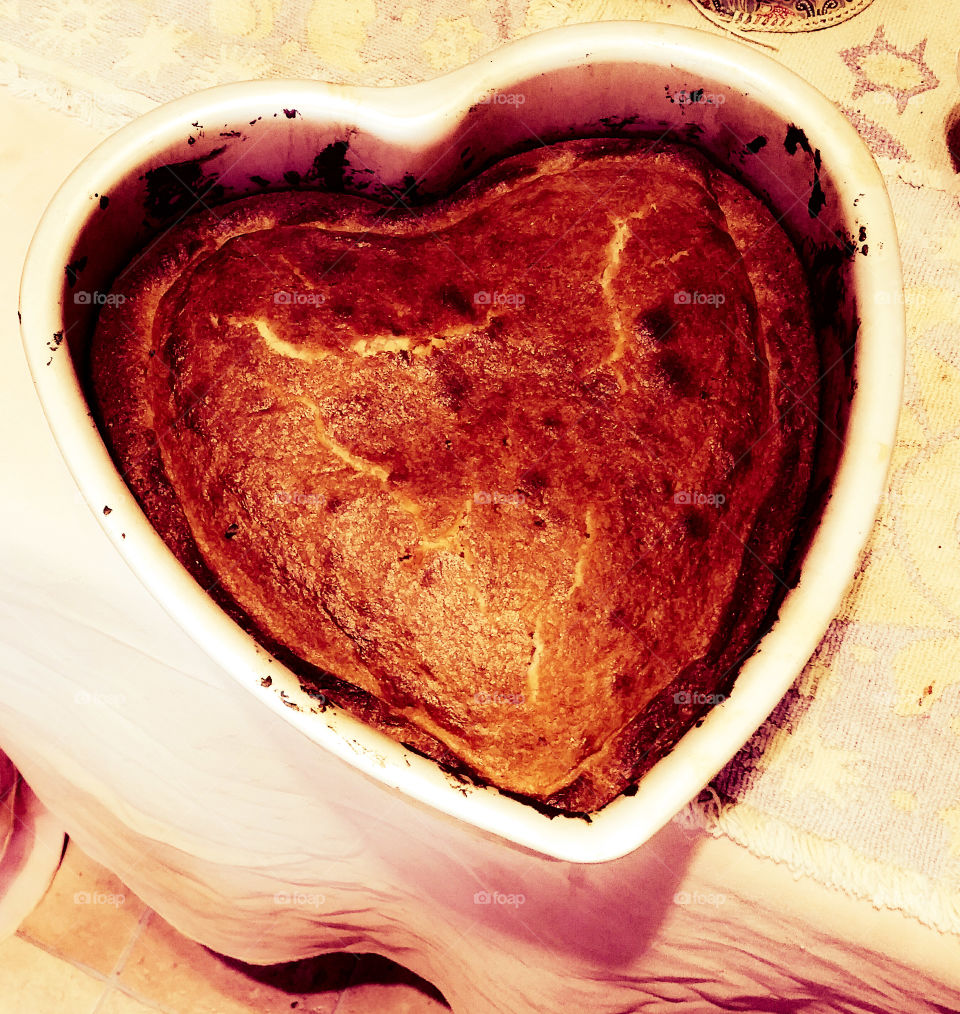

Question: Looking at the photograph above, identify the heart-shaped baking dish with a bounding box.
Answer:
[19,22,904,863]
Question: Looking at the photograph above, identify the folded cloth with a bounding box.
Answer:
[0,749,65,940]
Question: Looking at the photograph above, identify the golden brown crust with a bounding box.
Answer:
[90,138,819,812]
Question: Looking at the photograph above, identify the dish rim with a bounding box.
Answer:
[19,21,905,863]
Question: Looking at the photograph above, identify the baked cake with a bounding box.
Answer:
[90,137,820,813]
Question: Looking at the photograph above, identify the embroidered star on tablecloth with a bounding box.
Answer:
[115,18,193,84]
[840,25,939,115]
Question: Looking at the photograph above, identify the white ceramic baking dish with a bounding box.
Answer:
[19,22,903,863]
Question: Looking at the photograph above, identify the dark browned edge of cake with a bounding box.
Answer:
[85,136,823,818]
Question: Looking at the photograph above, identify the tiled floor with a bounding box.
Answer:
[6,841,448,1013]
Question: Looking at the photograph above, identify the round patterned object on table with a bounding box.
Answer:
[691,0,877,33]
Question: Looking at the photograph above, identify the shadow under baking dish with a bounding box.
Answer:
[19,22,904,863]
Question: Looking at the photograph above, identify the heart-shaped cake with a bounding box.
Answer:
[91,137,818,812]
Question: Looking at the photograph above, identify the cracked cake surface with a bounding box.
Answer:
[90,137,820,812]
